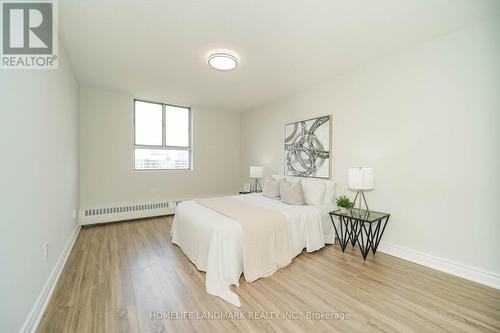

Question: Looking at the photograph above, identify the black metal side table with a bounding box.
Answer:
[329,209,390,260]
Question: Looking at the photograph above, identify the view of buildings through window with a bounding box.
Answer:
[134,149,189,170]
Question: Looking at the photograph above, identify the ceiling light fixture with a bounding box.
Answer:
[207,52,238,71]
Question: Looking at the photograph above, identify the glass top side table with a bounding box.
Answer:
[329,208,390,260]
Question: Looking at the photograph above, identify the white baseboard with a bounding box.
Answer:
[20,224,81,333]
[377,242,500,290]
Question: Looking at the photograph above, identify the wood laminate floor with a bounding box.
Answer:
[37,216,500,332]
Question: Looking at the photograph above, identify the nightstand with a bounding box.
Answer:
[329,208,390,260]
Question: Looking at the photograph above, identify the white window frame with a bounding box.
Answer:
[133,99,192,171]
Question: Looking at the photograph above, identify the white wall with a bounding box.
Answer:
[0,47,80,332]
[240,20,500,278]
[79,87,241,209]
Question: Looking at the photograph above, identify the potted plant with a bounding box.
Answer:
[336,195,354,214]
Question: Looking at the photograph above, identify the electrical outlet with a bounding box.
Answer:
[44,241,49,263]
[72,209,77,219]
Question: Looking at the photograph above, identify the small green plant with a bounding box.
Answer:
[336,195,354,209]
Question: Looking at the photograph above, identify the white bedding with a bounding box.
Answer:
[171,193,335,306]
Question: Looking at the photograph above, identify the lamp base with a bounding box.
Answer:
[251,178,262,193]
[353,190,370,214]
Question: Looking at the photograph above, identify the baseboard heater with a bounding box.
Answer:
[79,201,179,225]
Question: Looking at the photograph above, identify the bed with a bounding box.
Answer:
[171,182,336,306]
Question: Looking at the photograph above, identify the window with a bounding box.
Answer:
[134,100,191,170]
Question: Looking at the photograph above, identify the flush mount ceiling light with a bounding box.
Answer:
[207,52,238,71]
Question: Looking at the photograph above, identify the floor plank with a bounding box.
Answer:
[37,216,500,333]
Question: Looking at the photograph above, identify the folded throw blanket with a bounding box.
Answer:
[196,197,291,282]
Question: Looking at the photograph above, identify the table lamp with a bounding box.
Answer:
[348,167,374,213]
[249,166,264,192]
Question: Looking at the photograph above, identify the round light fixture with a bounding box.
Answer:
[207,52,238,71]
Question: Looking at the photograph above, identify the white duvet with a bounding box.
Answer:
[171,193,335,306]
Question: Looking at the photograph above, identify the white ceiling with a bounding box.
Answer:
[61,0,499,112]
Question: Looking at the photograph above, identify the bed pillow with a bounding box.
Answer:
[262,176,281,199]
[300,179,326,206]
[279,180,304,205]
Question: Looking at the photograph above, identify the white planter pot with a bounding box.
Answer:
[339,207,351,214]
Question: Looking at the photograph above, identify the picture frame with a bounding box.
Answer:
[284,115,332,179]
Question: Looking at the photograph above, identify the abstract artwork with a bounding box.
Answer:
[284,115,331,178]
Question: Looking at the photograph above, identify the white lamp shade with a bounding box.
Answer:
[250,166,264,179]
[348,167,374,190]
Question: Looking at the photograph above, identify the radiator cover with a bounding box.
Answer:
[79,201,178,225]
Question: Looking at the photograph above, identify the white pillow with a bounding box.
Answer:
[271,174,287,181]
[279,180,304,205]
[262,176,280,199]
[300,179,326,205]
[322,181,336,204]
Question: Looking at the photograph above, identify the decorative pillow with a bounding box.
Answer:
[262,176,280,199]
[279,180,304,205]
[300,180,326,205]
